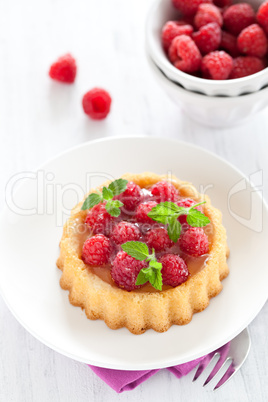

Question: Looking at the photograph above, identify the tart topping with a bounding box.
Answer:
[82,234,111,265]
[81,178,211,291]
[159,254,189,287]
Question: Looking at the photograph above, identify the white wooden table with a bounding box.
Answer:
[1,0,268,400]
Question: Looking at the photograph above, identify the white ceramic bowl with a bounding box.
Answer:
[148,56,268,126]
[146,0,268,96]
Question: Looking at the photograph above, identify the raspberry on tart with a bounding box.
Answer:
[82,234,111,266]
[111,221,141,245]
[179,227,209,256]
[114,181,142,212]
[159,254,189,287]
[85,203,115,236]
[57,172,229,334]
[145,227,174,252]
[111,251,148,291]
[150,180,179,203]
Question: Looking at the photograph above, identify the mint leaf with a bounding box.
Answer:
[150,269,163,291]
[148,203,176,224]
[121,241,149,261]
[102,186,114,201]
[135,270,149,286]
[105,200,123,217]
[167,218,181,243]
[187,209,210,227]
[81,193,102,210]
[135,263,163,291]
[108,179,128,196]
[149,260,162,270]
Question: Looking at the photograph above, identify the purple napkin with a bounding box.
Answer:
[89,343,234,393]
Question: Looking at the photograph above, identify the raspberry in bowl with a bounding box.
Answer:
[146,0,268,96]
[57,172,229,334]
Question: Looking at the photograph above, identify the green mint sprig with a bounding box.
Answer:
[121,241,163,291]
[81,178,128,217]
[148,201,210,243]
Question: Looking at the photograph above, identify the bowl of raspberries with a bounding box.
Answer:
[146,0,268,96]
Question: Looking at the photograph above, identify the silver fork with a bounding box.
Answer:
[190,328,251,391]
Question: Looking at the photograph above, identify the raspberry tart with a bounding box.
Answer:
[57,172,229,334]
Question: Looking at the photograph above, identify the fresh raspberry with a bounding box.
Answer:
[151,181,179,203]
[237,24,267,58]
[223,4,255,36]
[111,221,141,245]
[82,88,111,120]
[82,234,111,266]
[135,201,158,224]
[194,4,223,29]
[257,1,268,35]
[229,56,265,79]
[159,254,189,287]
[177,198,203,226]
[111,251,148,291]
[162,21,194,51]
[145,227,173,252]
[201,51,233,80]
[213,0,231,7]
[49,53,77,83]
[169,35,202,73]
[114,181,142,212]
[220,31,240,57]
[193,22,221,55]
[179,227,209,256]
[172,0,212,17]
[85,203,115,236]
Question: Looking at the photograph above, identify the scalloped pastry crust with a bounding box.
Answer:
[57,172,229,334]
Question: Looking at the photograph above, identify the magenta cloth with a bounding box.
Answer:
[89,343,234,393]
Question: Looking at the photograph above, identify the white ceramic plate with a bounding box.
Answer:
[0,137,267,370]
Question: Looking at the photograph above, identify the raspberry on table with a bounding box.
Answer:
[179,227,209,256]
[220,31,240,57]
[111,251,148,291]
[82,234,111,266]
[237,24,267,58]
[114,181,142,212]
[257,1,268,35]
[162,21,194,51]
[194,4,223,29]
[223,3,255,36]
[82,88,112,120]
[145,227,174,252]
[49,53,77,83]
[159,254,189,287]
[201,50,233,80]
[151,181,179,203]
[169,35,202,73]
[135,201,158,224]
[111,221,141,245]
[229,56,265,79]
[85,203,115,236]
[193,22,222,55]
[172,0,212,17]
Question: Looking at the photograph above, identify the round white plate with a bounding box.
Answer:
[0,137,267,370]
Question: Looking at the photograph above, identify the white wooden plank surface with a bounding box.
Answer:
[0,0,268,401]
